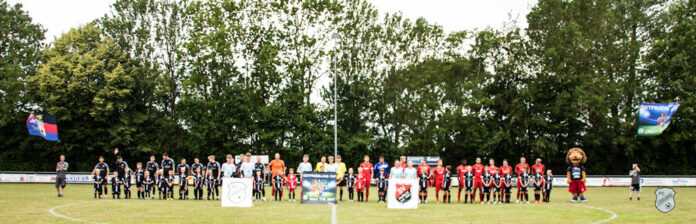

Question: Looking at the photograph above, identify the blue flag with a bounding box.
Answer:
[27,113,59,141]
[637,102,680,136]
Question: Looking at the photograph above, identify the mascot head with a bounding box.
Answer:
[566,147,586,166]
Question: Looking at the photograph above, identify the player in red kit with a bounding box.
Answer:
[286,168,298,201]
[471,157,485,202]
[431,160,446,203]
[356,167,366,202]
[532,158,545,174]
[359,155,374,202]
[456,159,469,203]
[515,157,529,203]
[499,159,513,177]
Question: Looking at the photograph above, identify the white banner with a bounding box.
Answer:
[387,178,419,209]
[221,177,253,207]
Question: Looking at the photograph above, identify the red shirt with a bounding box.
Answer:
[532,163,545,174]
[499,165,512,175]
[433,166,445,181]
[488,165,498,174]
[417,164,431,176]
[456,165,469,180]
[286,174,297,189]
[401,162,407,168]
[472,164,484,180]
[356,174,365,190]
[515,163,529,176]
[360,162,373,178]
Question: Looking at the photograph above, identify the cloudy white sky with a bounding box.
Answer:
[9,0,537,43]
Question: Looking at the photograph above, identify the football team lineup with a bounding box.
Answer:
[1,184,695,223]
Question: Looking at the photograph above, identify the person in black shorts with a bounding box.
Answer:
[207,155,221,200]
[143,171,153,199]
[253,170,264,201]
[135,162,145,199]
[55,155,68,198]
[418,170,429,203]
[111,171,121,199]
[122,167,133,199]
[503,169,513,203]
[178,167,188,200]
[464,166,475,203]
[442,166,452,203]
[92,156,110,197]
[493,170,502,204]
[346,168,356,202]
[272,171,284,201]
[193,167,204,200]
[629,164,641,201]
[518,167,530,203]
[93,170,104,199]
[532,167,544,204]
[482,166,492,204]
[157,170,165,199]
[145,155,159,198]
[543,170,553,202]
[377,169,387,203]
[165,170,175,200]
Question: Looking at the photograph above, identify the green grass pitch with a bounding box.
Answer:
[0,184,694,223]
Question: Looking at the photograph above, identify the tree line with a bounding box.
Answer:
[1,0,694,174]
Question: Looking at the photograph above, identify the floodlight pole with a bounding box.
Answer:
[332,32,341,160]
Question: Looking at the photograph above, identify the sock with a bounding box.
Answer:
[458,190,462,202]
[340,189,343,200]
[464,193,468,203]
[480,192,484,202]
[517,189,520,200]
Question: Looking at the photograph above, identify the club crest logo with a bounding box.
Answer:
[395,184,412,203]
[227,182,249,204]
[655,187,675,213]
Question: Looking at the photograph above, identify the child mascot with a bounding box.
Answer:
[566,147,588,202]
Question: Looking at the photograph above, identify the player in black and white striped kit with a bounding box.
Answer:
[543,170,553,202]
[92,156,110,198]
[345,168,356,202]
[145,155,159,199]
[135,162,145,199]
[206,155,221,200]
[442,166,452,203]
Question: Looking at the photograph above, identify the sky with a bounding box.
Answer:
[9,0,537,43]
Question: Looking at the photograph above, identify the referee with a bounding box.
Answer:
[55,155,68,198]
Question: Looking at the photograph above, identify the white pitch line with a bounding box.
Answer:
[49,201,109,224]
[578,205,618,224]
[331,203,337,224]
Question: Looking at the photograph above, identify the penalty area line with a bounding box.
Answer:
[576,205,618,224]
[49,201,109,224]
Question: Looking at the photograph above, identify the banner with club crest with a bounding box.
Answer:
[387,178,419,209]
[221,177,253,207]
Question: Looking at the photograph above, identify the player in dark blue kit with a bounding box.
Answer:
[207,155,222,200]
[532,167,544,204]
[464,166,475,203]
[145,155,159,199]
[543,170,553,202]
[92,156,110,198]
[122,167,133,199]
[93,170,104,199]
[111,171,121,199]
[482,166,492,204]
[518,167,530,203]
[345,168,356,202]
[377,168,387,203]
[418,171,429,203]
[442,166,452,203]
[193,167,204,200]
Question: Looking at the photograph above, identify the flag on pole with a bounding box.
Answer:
[27,113,59,141]
[637,102,680,136]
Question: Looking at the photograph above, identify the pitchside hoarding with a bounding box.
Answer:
[387,178,419,209]
[406,156,440,166]
[300,172,337,204]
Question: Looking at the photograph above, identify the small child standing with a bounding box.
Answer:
[503,169,513,203]
[377,168,387,203]
[111,171,121,199]
[143,171,153,199]
[356,167,365,202]
[193,167,204,200]
[253,170,264,201]
[492,170,502,204]
[206,169,216,200]
[157,170,165,200]
[418,169,429,203]
[533,167,544,204]
[519,167,530,204]
[166,170,175,200]
[543,170,553,202]
[179,167,188,200]
[93,170,103,199]
[272,170,284,201]
[346,168,356,202]
[482,166,492,204]
[123,167,133,199]
[464,166,475,203]
[442,166,452,203]
[286,168,298,202]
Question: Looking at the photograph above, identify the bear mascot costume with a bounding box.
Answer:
[566,147,588,202]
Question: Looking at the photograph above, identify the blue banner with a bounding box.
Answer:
[300,172,336,204]
[637,102,680,136]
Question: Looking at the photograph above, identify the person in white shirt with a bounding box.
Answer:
[221,154,236,178]
[390,160,404,179]
[325,156,338,173]
[240,156,255,177]
[297,154,312,174]
[404,160,417,179]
